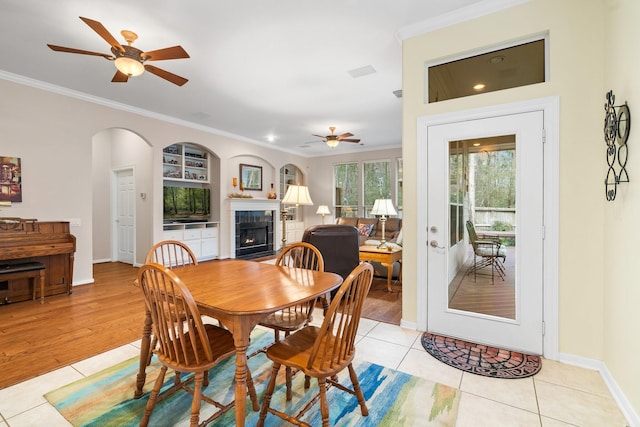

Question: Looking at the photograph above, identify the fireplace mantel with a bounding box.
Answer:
[228,198,281,211]
[226,198,281,258]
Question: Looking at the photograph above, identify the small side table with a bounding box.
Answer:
[358,245,402,292]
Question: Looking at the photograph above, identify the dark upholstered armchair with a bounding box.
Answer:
[301,224,360,283]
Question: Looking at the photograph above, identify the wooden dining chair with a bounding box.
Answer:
[137,263,258,427]
[145,239,198,268]
[257,262,374,427]
[258,242,324,400]
[143,240,199,366]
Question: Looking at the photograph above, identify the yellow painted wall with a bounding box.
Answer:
[403,0,640,415]
[603,0,640,414]
[402,0,607,360]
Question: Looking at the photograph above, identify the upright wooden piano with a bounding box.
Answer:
[0,218,76,304]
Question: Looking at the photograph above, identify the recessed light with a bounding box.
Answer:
[473,83,486,91]
[266,135,275,143]
[489,55,505,64]
[473,143,481,147]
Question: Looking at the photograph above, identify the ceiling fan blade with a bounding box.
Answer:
[79,16,124,53]
[143,45,190,61]
[337,132,354,138]
[340,138,361,143]
[47,44,113,60]
[312,134,327,139]
[144,64,188,86]
[111,70,129,83]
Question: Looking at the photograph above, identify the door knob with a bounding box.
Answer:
[430,240,444,249]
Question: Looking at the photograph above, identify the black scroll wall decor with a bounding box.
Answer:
[604,90,631,201]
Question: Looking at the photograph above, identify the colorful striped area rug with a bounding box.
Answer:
[46,330,460,426]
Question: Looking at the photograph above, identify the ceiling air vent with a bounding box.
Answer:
[348,65,376,78]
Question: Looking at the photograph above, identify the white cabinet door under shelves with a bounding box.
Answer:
[161,222,219,261]
[282,220,304,245]
[201,227,219,259]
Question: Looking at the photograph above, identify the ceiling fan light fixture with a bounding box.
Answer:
[326,138,340,148]
[114,56,144,77]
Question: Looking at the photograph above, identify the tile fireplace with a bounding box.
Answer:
[227,199,281,260]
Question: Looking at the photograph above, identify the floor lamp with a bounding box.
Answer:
[316,205,330,224]
[281,185,313,249]
[370,199,397,249]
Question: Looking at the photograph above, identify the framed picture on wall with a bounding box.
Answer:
[0,156,22,202]
[240,164,262,191]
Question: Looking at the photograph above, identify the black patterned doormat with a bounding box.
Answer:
[421,333,541,379]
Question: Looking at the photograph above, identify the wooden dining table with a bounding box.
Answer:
[134,259,343,426]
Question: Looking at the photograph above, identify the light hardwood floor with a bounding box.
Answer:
[0,262,144,389]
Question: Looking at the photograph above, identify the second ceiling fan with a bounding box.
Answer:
[47,16,190,86]
[313,127,360,148]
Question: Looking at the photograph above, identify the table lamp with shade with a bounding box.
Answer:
[316,205,330,224]
[281,185,313,248]
[370,199,397,249]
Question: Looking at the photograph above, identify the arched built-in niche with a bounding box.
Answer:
[280,163,305,221]
[228,155,276,199]
[161,142,221,261]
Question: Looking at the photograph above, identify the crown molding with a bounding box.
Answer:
[0,70,311,157]
[396,0,532,40]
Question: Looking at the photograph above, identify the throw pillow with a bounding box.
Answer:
[396,228,403,246]
[357,223,374,237]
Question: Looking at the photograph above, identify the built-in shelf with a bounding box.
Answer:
[163,143,209,183]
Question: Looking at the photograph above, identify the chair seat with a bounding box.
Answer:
[266,326,350,377]
[475,243,507,258]
[157,324,235,373]
[260,308,313,332]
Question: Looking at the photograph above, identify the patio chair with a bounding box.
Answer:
[466,220,506,284]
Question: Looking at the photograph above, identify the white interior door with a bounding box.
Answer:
[115,169,135,264]
[426,111,544,354]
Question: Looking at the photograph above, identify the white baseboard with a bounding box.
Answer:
[400,319,418,330]
[92,258,112,264]
[71,279,95,286]
[558,352,638,427]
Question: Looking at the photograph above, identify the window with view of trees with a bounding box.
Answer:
[449,136,516,247]
[334,159,401,218]
[334,163,359,218]
[471,150,515,208]
[363,160,391,215]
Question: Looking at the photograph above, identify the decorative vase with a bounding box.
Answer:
[267,183,277,199]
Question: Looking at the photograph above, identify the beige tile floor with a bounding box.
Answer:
[0,312,629,427]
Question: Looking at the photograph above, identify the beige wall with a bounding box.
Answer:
[0,77,400,284]
[0,78,312,283]
[403,0,639,417]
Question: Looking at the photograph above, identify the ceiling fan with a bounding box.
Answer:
[313,127,361,148]
[47,16,190,86]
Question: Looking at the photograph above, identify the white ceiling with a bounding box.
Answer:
[0,0,522,156]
